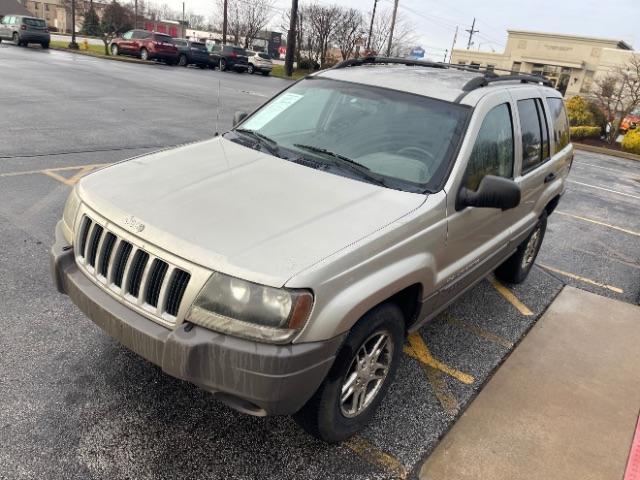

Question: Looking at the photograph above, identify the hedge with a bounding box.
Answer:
[621,129,640,154]
[569,126,601,139]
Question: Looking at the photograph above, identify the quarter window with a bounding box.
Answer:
[546,97,570,153]
[122,30,133,40]
[463,103,514,191]
[518,98,550,173]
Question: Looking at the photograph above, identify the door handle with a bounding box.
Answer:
[544,172,556,184]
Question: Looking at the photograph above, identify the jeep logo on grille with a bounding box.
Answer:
[124,215,145,233]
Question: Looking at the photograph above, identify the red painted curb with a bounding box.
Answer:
[624,413,640,480]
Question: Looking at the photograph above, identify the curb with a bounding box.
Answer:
[49,46,158,66]
[573,142,640,162]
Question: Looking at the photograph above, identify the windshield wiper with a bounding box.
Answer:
[235,128,282,157]
[293,144,388,187]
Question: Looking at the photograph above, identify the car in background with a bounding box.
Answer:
[172,38,210,68]
[0,14,50,48]
[621,106,640,133]
[110,30,179,64]
[208,44,248,72]
[246,50,273,76]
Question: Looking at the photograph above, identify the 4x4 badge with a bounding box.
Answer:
[123,215,145,233]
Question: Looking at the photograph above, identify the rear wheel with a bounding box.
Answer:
[219,58,227,71]
[13,33,21,46]
[495,211,547,284]
[41,42,49,49]
[111,44,119,56]
[178,54,187,66]
[247,64,255,74]
[140,48,149,61]
[294,303,404,443]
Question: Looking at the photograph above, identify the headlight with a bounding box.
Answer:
[186,272,313,344]
[62,186,81,243]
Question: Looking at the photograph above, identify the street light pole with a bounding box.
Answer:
[68,0,78,49]
[182,2,185,38]
[385,0,399,57]
[366,0,379,52]
[284,0,298,77]
[222,0,228,44]
[134,0,138,29]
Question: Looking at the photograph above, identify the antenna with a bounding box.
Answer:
[214,78,221,137]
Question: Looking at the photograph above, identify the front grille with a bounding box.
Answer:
[75,215,191,322]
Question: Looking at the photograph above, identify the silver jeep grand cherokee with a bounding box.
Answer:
[51,58,572,442]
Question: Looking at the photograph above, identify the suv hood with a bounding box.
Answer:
[78,137,426,287]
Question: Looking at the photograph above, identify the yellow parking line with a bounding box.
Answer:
[343,436,409,479]
[404,332,475,385]
[568,180,640,200]
[489,278,534,316]
[445,314,514,349]
[538,264,624,294]
[67,165,98,185]
[421,364,460,415]
[555,211,640,238]
[41,169,74,186]
[0,163,109,178]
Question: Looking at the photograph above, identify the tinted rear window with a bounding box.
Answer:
[24,18,46,27]
[224,46,246,55]
[154,34,173,43]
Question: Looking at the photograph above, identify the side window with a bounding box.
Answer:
[122,30,133,40]
[535,98,550,160]
[463,103,515,191]
[546,97,570,153]
[518,98,545,173]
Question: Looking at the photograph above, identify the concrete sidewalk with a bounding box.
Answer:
[420,286,640,480]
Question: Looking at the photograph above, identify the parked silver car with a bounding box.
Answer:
[51,58,572,442]
[0,14,49,48]
[246,50,273,75]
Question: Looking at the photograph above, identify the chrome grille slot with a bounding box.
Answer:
[145,259,169,307]
[127,250,149,298]
[87,224,104,267]
[165,269,191,316]
[74,214,193,325]
[99,233,117,277]
[113,242,132,287]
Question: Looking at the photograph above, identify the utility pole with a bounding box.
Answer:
[134,0,137,29]
[448,26,458,63]
[68,0,78,49]
[284,0,298,77]
[182,2,185,38]
[465,17,478,50]
[366,0,380,52]
[443,49,448,62]
[385,0,399,57]
[222,0,228,44]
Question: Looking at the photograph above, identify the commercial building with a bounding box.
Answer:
[451,30,637,97]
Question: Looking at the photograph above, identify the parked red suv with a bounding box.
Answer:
[110,30,178,64]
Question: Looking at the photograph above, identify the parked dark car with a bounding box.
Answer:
[172,38,210,68]
[0,15,50,48]
[110,30,179,64]
[208,44,248,72]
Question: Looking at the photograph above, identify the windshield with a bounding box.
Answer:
[233,77,469,191]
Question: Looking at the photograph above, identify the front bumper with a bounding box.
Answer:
[50,221,344,415]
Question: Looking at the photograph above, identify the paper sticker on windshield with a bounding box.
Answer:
[243,93,303,130]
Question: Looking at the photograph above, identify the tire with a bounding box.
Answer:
[178,54,187,66]
[13,33,21,46]
[247,64,255,74]
[41,42,49,49]
[495,210,547,284]
[111,44,118,56]
[262,70,270,76]
[294,303,404,443]
[219,58,226,71]
[140,48,149,61]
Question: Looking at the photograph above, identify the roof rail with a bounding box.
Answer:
[331,56,552,92]
[461,74,552,91]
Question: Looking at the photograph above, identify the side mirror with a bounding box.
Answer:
[233,111,248,127]
[457,175,521,211]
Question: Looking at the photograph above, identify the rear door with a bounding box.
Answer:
[507,88,568,245]
[0,16,9,39]
[438,90,517,303]
[119,30,134,52]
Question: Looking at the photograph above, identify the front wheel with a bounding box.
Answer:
[219,58,226,71]
[294,303,404,443]
[262,70,270,76]
[140,48,149,61]
[111,44,118,55]
[178,54,187,66]
[41,42,49,49]
[13,33,21,46]
[495,211,547,284]
[247,64,255,74]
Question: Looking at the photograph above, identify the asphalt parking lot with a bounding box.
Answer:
[1,45,639,480]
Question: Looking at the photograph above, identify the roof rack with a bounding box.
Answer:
[331,56,552,92]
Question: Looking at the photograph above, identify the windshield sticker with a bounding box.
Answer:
[243,93,303,130]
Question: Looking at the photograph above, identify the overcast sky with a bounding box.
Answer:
[180,0,639,59]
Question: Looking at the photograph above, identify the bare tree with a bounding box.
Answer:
[306,4,340,66]
[367,8,416,56]
[334,7,363,60]
[238,0,274,49]
[593,54,640,142]
[186,11,207,30]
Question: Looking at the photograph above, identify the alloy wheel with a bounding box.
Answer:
[340,331,393,418]
[521,226,542,269]
[140,48,148,61]
[111,44,118,55]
